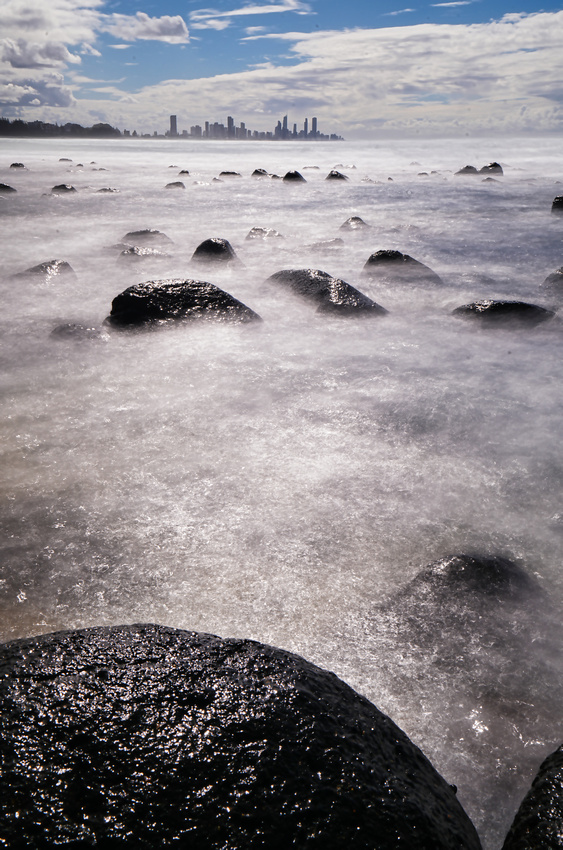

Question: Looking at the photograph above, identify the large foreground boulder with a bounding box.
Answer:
[106,278,261,326]
[0,624,481,849]
[453,300,555,327]
[265,268,388,315]
[362,250,443,285]
[502,745,563,849]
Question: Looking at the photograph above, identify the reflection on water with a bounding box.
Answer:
[1,135,563,848]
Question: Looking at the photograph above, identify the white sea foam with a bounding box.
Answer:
[1,135,563,848]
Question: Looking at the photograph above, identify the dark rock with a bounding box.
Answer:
[502,746,563,849]
[455,165,479,175]
[283,170,306,183]
[246,227,284,240]
[10,162,25,168]
[106,278,260,326]
[552,196,563,214]
[302,165,320,169]
[251,168,269,178]
[118,246,170,262]
[165,181,185,189]
[0,623,482,849]
[178,169,190,175]
[121,229,173,247]
[219,171,242,178]
[96,187,119,193]
[50,323,104,341]
[265,268,388,316]
[339,216,370,231]
[479,162,503,175]
[362,250,443,285]
[212,177,223,183]
[540,266,563,296]
[191,237,238,264]
[326,170,349,181]
[59,157,72,162]
[51,184,77,194]
[482,177,499,183]
[0,183,16,192]
[11,259,76,282]
[452,300,555,327]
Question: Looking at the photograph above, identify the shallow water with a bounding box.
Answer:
[1,135,563,848]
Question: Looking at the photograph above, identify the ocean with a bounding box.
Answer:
[1,135,562,848]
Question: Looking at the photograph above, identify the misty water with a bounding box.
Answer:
[1,135,562,848]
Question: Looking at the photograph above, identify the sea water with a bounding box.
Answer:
[1,135,562,848]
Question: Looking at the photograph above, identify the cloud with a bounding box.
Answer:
[190,1,311,29]
[100,12,189,44]
[1,38,81,69]
[431,2,473,6]
[384,9,416,16]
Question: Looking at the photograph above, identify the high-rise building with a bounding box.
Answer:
[227,116,235,138]
[311,116,317,137]
[169,115,178,136]
[304,118,308,137]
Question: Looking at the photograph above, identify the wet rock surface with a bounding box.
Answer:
[0,623,482,850]
[11,259,76,282]
[246,226,284,240]
[540,266,563,295]
[117,246,170,262]
[121,229,173,247]
[51,184,77,194]
[362,249,443,285]
[265,268,388,315]
[0,183,16,192]
[502,745,563,850]
[453,299,555,326]
[283,170,306,183]
[551,196,563,214]
[106,278,261,326]
[339,216,370,230]
[325,170,348,180]
[479,162,503,175]
[191,237,239,264]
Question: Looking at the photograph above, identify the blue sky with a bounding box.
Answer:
[1,0,562,136]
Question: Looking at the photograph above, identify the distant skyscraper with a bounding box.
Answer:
[169,115,177,136]
[311,116,317,137]
[227,116,235,138]
[304,118,308,137]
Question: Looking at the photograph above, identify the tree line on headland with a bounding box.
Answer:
[0,118,121,138]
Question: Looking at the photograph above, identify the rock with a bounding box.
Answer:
[178,169,190,175]
[0,183,16,192]
[325,170,349,181]
[251,168,269,178]
[307,238,345,251]
[265,268,388,316]
[106,278,260,326]
[452,300,555,327]
[165,181,185,189]
[246,227,284,240]
[121,229,173,247]
[479,162,503,175]
[11,259,76,282]
[0,624,482,849]
[455,165,479,175]
[540,266,563,296]
[482,177,499,183]
[51,184,77,194]
[9,162,25,168]
[339,216,370,231]
[362,250,443,285]
[283,170,306,183]
[118,246,170,262]
[219,171,242,178]
[191,237,238,264]
[59,157,72,162]
[96,187,119,193]
[551,196,563,214]
[502,746,563,849]
[50,323,105,341]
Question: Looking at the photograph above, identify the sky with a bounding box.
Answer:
[1,0,562,137]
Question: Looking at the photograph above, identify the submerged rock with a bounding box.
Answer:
[118,246,170,262]
[453,300,555,326]
[0,183,16,193]
[121,229,173,247]
[9,162,25,169]
[362,250,443,285]
[551,196,563,214]
[455,165,479,176]
[246,226,284,240]
[191,237,238,264]
[326,170,349,181]
[502,745,563,850]
[50,322,105,341]
[251,168,269,178]
[96,187,119,193]
[307,238,345,251]
[339,216,370,231]
[165,181,185,189]
[283,170,306,183]
[0,624,482,849]
[106,278,260,326]
[51,184,77,194]
[11,259,76,282]
[265,268,388,316]
[479,162,503,175]
[540,266,563,296]
[219,170,242,178]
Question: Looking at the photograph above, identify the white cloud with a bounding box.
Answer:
[190,1,311,29]
[431,2,473,6]
[101,12,189,44]
[191,18,232,31]
[109,44,132,50]
[384,9,416,16]
[1,38,81,69]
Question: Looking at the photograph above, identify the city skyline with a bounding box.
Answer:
[155,113,343,141]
